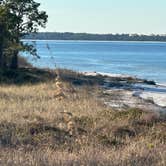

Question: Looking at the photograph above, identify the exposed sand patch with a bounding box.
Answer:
[83,72,166,115]
[139,91,166,107]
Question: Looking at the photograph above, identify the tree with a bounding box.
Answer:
[1,0,48,69]
[0,3,9,68]
[0,18,4,68]
[0,2,5,68]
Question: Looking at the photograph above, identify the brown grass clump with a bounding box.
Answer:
[0,69,165,166]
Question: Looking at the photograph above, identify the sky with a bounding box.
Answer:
[37,0,166,34]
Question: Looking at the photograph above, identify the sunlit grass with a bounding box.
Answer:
[0,69,165,166]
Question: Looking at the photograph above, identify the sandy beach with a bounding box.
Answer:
[83,71,166,116]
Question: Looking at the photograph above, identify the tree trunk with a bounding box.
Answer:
[0,25,4,69]
[0,41,6,69]
[10,51,18,69]
[0,49,3,69]
[0,46,5,68]
[10,35,19,69]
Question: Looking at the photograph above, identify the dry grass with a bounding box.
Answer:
[0,69,165,166]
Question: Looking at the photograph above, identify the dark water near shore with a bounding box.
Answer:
[23,40,166,84]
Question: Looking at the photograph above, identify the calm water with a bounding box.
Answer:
[24,40,166,83]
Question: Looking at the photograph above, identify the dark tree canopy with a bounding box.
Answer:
[0,0,48,69]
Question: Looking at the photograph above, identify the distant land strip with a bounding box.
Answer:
[23,32,166,42]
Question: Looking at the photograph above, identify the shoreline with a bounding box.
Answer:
[82,71,166,111]
[22,39,166,43]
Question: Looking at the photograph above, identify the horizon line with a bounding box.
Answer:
[38,32,166,36]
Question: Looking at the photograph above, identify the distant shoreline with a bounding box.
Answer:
[23,32,166,42]
[22,39,166,43]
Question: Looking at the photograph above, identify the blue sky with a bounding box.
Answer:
[37,0,166,34]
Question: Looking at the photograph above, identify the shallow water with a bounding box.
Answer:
[23,40,166,84]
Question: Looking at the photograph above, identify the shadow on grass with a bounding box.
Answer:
[0,67,148,86]
[57,69,105,86]
[0,67,106,86]
[0,68,57,85]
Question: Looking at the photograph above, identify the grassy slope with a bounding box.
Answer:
[0,69,165,166]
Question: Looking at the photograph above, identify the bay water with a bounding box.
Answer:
[23,40,166,84]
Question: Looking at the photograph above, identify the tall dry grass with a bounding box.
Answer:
[0,69,165,166]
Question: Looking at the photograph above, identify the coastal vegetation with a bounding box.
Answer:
[0,68,165,165]
[24,32,166,42]
[0,1,166,166]
[0,0,47,69]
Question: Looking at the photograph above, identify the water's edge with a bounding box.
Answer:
[83,71,166,110]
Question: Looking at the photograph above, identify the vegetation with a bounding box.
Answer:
[0,1,166,165]
[0,0,47,69]
[0,69,165,166]
[24,32,166,42]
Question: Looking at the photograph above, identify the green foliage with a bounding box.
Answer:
[0,0,48,68]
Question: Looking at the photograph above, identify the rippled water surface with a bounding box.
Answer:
[23,40,166,83]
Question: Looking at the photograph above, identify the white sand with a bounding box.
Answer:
[83,72,133,78]
[83,71,166,108]
[139,91,166,107]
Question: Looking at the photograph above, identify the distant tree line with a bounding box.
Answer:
[24,32,166,42]
[0,0,47,69]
